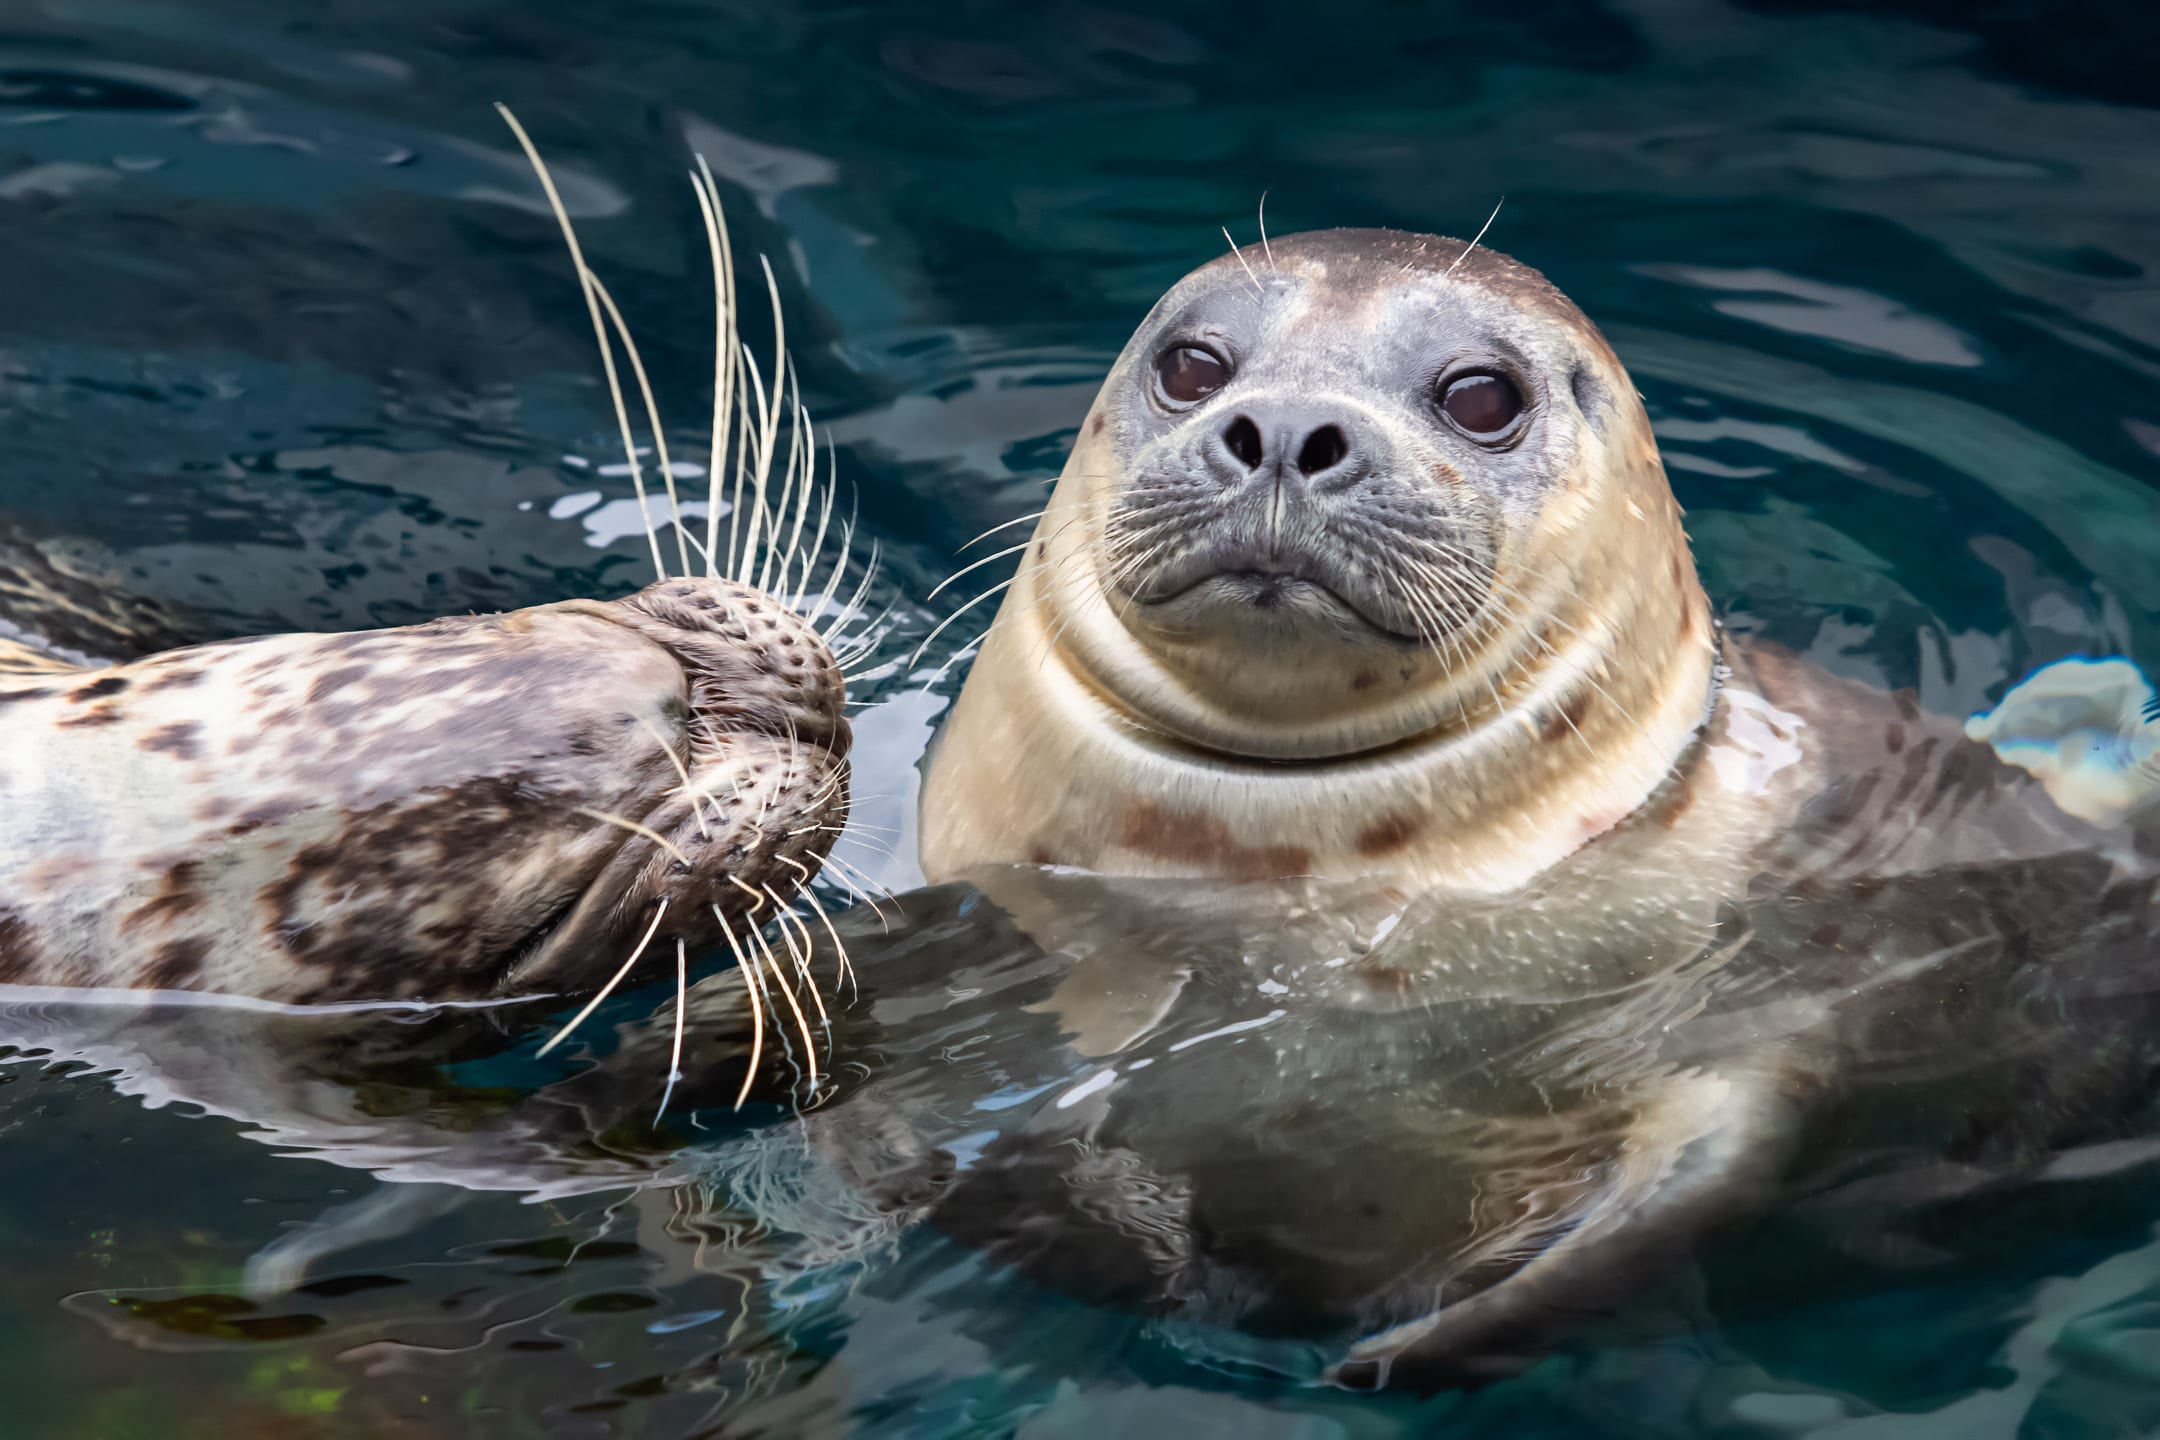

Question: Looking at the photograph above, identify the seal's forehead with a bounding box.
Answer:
[1169,227,1601,347]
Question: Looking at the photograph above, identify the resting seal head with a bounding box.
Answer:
[0,575,849,1004]
[922,230,1716,891]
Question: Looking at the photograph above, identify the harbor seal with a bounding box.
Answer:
[889,229,2160,1387]
[0,573,849,1005]
[920,228,1717,892]
[0,113,870,1012]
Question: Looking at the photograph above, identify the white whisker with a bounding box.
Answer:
[655,936,689,1121]
[572,806,691,868]
[714,907,766,1110]
[535,898,669,1059]
[497,104,667,583]
[587,275,689,577]
[1445,196,1505,279]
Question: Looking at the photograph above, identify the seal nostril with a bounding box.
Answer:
[1297,425,1349,476]
[1222,415,1265,471]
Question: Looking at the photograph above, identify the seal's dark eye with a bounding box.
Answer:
[1440,372,1524,436]
[1157,346,1229,405]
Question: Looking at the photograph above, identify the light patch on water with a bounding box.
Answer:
[1055,1067,1118,1109]
[645,1308,730,1335]
[575,495,716,549]
[1709,689,1808,794]
[1167,1009,1287,1054]
[1636,265,1983,367]
[596,457,707,480]
[1965,656,2160,826]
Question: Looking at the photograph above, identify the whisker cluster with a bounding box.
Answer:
[500,105,895,1120]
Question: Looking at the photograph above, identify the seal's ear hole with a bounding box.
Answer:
[1569,365,1608,433]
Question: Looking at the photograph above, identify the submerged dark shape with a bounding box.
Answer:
[742,793,2160,1388]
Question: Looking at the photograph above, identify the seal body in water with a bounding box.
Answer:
[0,113,865,1010]
[0,573,849,1004]
[880,229,2160,1386]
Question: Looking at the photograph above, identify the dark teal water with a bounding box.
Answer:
[2,1,2159,1435]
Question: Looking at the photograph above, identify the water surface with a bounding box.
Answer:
[1,0,2158,1434]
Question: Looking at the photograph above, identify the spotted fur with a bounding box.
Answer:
[0,576,848,1004]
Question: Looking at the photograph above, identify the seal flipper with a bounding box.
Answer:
[1329,1065,1806,1391]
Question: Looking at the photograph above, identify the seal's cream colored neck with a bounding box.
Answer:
[920,403,1718,895]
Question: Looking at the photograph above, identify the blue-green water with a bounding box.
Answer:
[2,0,2159,1434]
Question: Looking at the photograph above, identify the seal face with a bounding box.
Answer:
[922,229,1716,891]
[0,575,850,1004]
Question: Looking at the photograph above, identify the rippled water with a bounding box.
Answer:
[2,0,2158,1435]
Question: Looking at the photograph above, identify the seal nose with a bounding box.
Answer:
[1213,402,1365,490]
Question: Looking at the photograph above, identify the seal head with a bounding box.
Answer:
[923,229,1716,891]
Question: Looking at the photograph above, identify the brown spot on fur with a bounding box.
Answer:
[0,907,37,984]
[58,705,124,728]
[1656,776,1699,829]
[1539,689,1593,745]
[1669,553,1684,588]
[1028,845,1057,866]
[121,862,207,934]
[1090,412,1106,437]
[141,665,205,693]
[261,776,574,1003]
[229,799,302,836]
[69,674,128,702]
[1355,812,1424,857]
[140,721,202,761]
[306,665,371,704]
[147,935,213,990]
[1351,670,1378,692]
[1117,800,1309,881]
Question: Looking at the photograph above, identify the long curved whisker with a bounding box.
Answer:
[587,275,690,577]
[713,908,766,1110]
[573,806,692,868]
[497,105,667,583]
[655,937,690,1122]
[535,899,670,1059]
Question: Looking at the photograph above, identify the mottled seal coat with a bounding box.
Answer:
[0,575,848,1004]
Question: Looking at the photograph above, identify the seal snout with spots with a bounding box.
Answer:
[0,574,850,1006]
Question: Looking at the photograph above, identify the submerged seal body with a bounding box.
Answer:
[0,574,849,1004]
[892,230,2160,1386]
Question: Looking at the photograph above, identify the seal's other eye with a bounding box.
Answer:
[1440,372,1524,436]
[1157,346,1230,405]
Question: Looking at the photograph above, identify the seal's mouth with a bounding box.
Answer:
[1126,539,1424,645]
